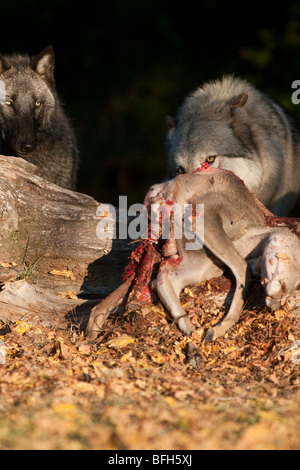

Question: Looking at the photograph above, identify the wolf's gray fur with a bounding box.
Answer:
[0,46,79,190]
[166,76,300,216]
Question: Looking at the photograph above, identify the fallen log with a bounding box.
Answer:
[0,155,131,326]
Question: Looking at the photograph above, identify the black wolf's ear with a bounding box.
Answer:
[0,53,10,74]
[227,92,248,109]
[31,46,55,88]
[165,115,177,129]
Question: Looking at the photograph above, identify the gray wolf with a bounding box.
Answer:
[166,76,300,216]
[0,46,79,190]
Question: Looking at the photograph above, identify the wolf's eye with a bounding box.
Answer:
[35,100,42,107]
[175,166,186,175]
[206,156,216,164]
[5,99,12,106]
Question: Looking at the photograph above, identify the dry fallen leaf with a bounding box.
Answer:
[183,287,195,298]
[77,344,92,355]
[107,335,135,348]
[59,290,78,299]
[49,269,76,280]
[0,261,18,268]
[14,320,31,336]
[1,266,300,451]
[164,396,178,407]
[120,351,133,362]
[96,210,109,218]
[275,252,290,264]
[275,309,286,320]
[52,403,79,421]
[150,352,165,364]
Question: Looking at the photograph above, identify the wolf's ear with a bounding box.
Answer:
[0,53,10,74]
[227,92,248,109]
[165,115,177,129]
[31,46,55,87]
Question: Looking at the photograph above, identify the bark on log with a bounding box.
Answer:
[0,155,131,327]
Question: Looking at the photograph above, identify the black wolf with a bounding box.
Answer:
[166,76,300,216]
[0,46,79,190]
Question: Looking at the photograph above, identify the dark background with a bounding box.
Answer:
[2,0,300,205]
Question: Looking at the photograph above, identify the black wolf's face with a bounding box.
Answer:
[0,46,55,157]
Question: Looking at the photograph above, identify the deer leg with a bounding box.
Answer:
[202,215,252,341]
[156,253,222,335]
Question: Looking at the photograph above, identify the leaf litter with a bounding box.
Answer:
[0,274,300,450]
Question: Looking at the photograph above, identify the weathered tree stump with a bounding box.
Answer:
[0,155,131,327]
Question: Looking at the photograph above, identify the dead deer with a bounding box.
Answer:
[87,165,300,341]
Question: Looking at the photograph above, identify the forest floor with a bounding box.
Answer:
[0,276,300,450]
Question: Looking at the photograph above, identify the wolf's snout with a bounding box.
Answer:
[20,141,36,153]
